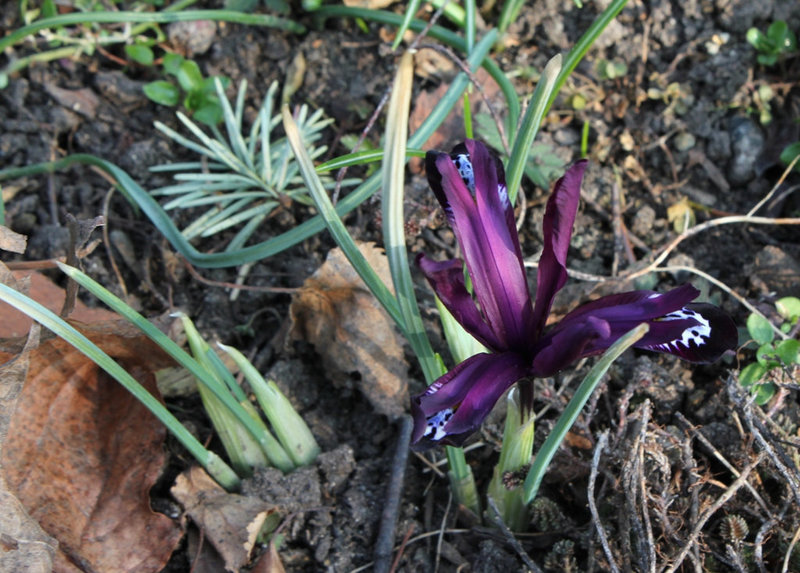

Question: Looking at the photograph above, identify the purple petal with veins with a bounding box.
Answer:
[410,352,530,450]
[531,160,588,338]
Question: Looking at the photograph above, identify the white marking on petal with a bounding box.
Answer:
[657,308,712,349]
[453,154,475,194]
[498,183,509,209]
[423,408,455,441]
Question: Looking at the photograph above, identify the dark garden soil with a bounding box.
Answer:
[2,0,800,571]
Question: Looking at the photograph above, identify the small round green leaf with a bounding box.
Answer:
[193,103,224,126]
[125,44,154,66]
[775,338,799,365]
[747,313,774,345]
[739,362,768,388]
[746,28,769,51]
[776,296,800,321]
[756,343,779,368]
[162,53,185,76]
[753,381,776,406]
[143,81,180,106]
[176,60,204,93]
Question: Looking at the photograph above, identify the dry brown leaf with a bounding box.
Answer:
[0,323,57,573]
[0,271,118,339]
[408,68,502,173]
[251,540,286,573]
[171,466,277,573]
[44,84,99,119]
[288,242,409,418]
[0,319,182,573]
[342,0,395,9]
[0,225,27,254]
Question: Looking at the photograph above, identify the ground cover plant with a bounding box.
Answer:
[0,0,799,571]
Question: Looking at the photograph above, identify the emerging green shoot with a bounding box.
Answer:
[219,343,320,467]
[178,313,294,474]
[144,53,231,126]
[746,20,798,66]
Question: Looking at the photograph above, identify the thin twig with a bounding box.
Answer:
[680,435,703,571]
[350,528,472,573]
[624,403,650,573]
[588,431,621,573]
[434,490,452,573]
[182,259,297,293]
[486,496,543,573]
[390,524,415,573]
[416,43,510,154]
[658,264,787,341]
[332,0,448,204]
[783,522,800,573]
[635,405,656,573]
[662,452,766,573]
[374,415,414,573]
[675,412,771,515]
[738,394,800,507]
[747,153,800,217]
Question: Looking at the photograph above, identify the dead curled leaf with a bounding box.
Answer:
[0,271,118,339]
[0,225,27,254]
[288,242,409,418]
[0,319,182,573]
[0,323,58,573]
[171,466,277,573]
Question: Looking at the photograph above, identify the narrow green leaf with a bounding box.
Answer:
[220,343,320,467]
[55,262,292,472]
[506,54,562,205]
[382,51,439,382]
[281,106,404,330]
[0,282,241,490]
[523,323,649,504]
[391,0,422,51]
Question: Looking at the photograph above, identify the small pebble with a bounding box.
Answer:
[727,117,764,185]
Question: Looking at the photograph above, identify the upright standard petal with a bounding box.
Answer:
[425,140,534,352]
[410,352,530,450]
[531,160,588,339]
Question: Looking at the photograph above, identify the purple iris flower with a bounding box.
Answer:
[412,139,737,449]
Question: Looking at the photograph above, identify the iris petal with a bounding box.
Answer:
[410,352,530,450]
[531,160,588,338]
[417,254,503,351]
[640,303,738,363]
[425,140,534,352]
[532,285,737,376]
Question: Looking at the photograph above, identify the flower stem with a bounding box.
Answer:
[488,387,535,531]
[522,323,649,504]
